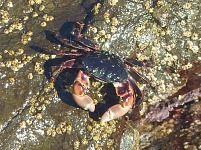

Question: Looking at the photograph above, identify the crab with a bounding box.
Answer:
[42,22,146,122]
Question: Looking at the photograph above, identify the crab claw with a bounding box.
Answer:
[101,104,132,122]
[72,94,95,112]
[72,70,95,112]
[100,81,134,122]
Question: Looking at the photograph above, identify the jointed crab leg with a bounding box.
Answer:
[101,81,134,122]
[125,59,150,85]
[52,22,97,51]
[41,47,83,56]
[54,34,94,51]
[72,70,95,112]
[72,22,97,51]
[128,76,143,104]
[50,59,81,83]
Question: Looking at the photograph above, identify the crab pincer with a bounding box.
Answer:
[101,81,134,122]
[72,70,95,112]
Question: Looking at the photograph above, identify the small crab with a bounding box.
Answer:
[42,22,147,122]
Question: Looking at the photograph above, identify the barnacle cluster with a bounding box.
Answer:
[108,0,118,6]
[1,0,54,41]
[83,119,117,149]
[16,75,55,132]
[90,2,120,43]
[28,83,54,116]
[0,0,56,134]
[4,22,23,34]
[46,121,72,137]
[73,140,80,150]
[21,31,33,44]
[138,3,199,106]
[0,0,55,76]
[2,48,36,72]
[92,3,102,15]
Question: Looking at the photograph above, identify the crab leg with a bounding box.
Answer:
[128,76,143,104]
[52,22,97,51]
[72,70,95,112]
[72,22,97,51]
[54,34,94,51]
[41,47,83,56]
[101,81,134,122]
[50,59,81,83]
[125,59,150,84]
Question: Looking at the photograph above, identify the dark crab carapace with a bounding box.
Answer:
[42,22,145,122]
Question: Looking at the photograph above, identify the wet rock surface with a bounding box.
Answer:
[0,0,200,150]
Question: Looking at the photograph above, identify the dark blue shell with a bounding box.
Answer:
[83,51,128,83]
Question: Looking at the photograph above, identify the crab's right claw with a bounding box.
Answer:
[100,81,134,122]
[100,104,132,122]
[72,70,95,112]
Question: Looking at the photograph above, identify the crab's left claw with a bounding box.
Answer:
[100,81,134,122]
[72,94,95,112]
[72,70,95,112]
